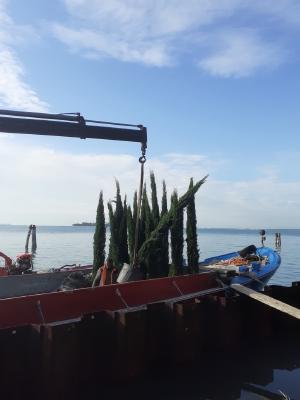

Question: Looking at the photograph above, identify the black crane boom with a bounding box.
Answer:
[0,109,147,147]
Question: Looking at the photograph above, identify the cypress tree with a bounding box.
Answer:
[107,180,124,269]
[127,205,134,263]
[138,176,207,264]
[186,178,199,273]
[150,171,164,277]
[170,190,184,275]
[139,185,147,253]
[150,171,160,226]
[119,197,129,264]
[108,201,119,267]
[115,180,123,235]
[93,191,106,276]
[144,190,153,241]
[132,190,141,251]
[146,187,157,277]
[161,180,169,276]
[140,185,157,277]
[132,190,138,237]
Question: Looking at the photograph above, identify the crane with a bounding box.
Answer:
[0,109,147,152]
[0,108,148,279]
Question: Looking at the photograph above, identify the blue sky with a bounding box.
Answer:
[0,0,300,227]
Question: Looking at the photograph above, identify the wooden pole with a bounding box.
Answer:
[231,284,300,320]
[31,225,37,253]
[25,225,33,253]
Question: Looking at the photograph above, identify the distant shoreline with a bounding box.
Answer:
[0,224,299,231]
[72,222,96,226]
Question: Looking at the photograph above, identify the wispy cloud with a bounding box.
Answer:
[1,136,299,228]
[52,24,172,66]
[198,29,284,78]
[52,0,300,77]
[0,1,48,111]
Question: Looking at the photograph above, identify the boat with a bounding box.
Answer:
[0,262,92,299]
[0,249,92,298]
[0,244,280,299]
[199,245,281,291]
[0,246,281,329]
[0,271,222,329]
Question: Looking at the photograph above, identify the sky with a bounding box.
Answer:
[0,0,300,228]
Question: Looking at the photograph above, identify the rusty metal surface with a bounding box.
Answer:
[0,272,218,329]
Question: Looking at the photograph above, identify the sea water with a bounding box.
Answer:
[0,225,300,399]
[0,225,299,286]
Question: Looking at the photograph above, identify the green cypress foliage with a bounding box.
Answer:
[119,197,129,264]
[132,190,144,252]
[150,171,160,226]
[138,176,207,265]
[93,191,106,276]
[170,190,184,275]
[139,185,148,275]
[139,186,147,251]
[144,191,153,240]
[186,178,199,273]
[161,180,169,276]
[149,171,164,277]
[141,185,157,278]
[108,201,119,267]
[108,180,126,269]
[127,205,134,263]
[144,186,157,277]
[132,191,138,236]
[115,180,123,234]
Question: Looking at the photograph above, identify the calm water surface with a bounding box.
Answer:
[1,225,300,399]
[0,226,299,286]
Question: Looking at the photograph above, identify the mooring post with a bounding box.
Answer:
[274,232,282,249]
[274,232,281,249]
[259,229,266,247]
[31,224,37,253]
[25,224,33,253]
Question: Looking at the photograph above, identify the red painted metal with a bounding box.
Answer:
[0,272,218,329]
[0,251,12,276]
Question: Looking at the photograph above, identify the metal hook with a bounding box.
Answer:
[139,155,146,164]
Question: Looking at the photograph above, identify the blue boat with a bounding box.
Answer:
[199,246,281,291]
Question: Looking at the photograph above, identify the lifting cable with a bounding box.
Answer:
[132,143,147,268]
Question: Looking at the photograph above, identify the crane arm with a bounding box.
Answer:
[0,109,147,148]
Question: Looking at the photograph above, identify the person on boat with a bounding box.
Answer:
[92,258,118,287]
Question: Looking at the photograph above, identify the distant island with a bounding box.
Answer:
[72,222,96,226]
[72,222,110,227]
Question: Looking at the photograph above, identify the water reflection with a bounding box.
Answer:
[104,338,300,400]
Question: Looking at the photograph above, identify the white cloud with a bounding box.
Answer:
[199,177,300,228]
[249,0,300,26]
[1,136,300,228]
[198,30,283,77]
[52,24,171,66]
[52,0,300,76]
[0,1,48,111]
